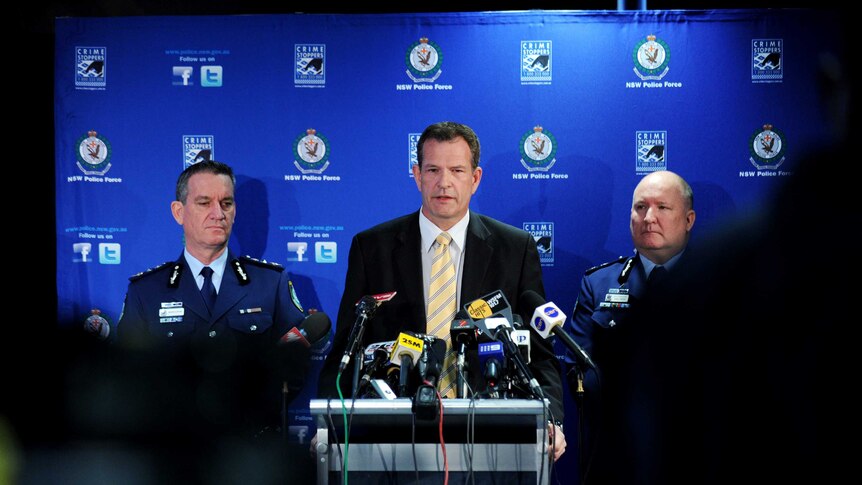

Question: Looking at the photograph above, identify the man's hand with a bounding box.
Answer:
[547,422,567,462]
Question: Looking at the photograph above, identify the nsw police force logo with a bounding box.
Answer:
[521,40,552,85]
[295,44,325,87]
[519,126,557,172]
[406,37,442,83]
[408,132,421,177]
[293,128,331,174]
[76,130,112,175]
[636,131,667,174]
[633,35,670,81]
[751,39,783,83]
[182,135,214,169]
[75,46,106,89]
[749,123,786,170]
[524,222,554,266]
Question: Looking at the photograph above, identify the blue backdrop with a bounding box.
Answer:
[55,8,840,477]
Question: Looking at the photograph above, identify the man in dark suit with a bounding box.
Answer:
[116,160,309,441]
[317,121,567,461]
[564,169,696,484]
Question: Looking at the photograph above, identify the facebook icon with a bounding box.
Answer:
[99,243,121,264]
[315,241,337,263]
[201,65,223,87]
[73,242,92,263]
[287,242,308,262]
[172,66,193,86]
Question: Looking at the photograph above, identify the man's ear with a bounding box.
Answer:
[170,200,184,225]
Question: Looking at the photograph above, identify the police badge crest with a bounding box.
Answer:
[633,35,670,81]
[519,126,557,172]
[406,37,443,83]
[749,123,786,170]
[76,130,112,176]
[84,308,111,341]
[293,128,331,174]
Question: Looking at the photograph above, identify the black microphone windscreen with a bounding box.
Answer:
[519,290,546,315]
[301,312,332,344]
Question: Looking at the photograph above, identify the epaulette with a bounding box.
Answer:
[238,255,284,272]
[584,255,628,276]
[129,261,175,282]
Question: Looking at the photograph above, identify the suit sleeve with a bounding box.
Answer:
[116,283,148,347]
[274,270,307,339]
[518,232,566,422]
[317,233,367,398]
[569,274,598,357]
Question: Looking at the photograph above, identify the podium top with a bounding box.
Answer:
[310,398,548,417]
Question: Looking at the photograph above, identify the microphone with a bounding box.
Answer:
[279,312,332,348]
[357,347,391,395]
[389,332,423,397]
[512,328,531,364]
[475,316,545,400]
[339,292,397,373]
[450,310,476,397]
[478,340,505,395]
[464,289,513,324]
[420,336,446,388]
[521,290,597,371]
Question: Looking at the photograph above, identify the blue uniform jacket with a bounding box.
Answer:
[118,250,305,346]
[116,250,307,435]
[568,253,647,360]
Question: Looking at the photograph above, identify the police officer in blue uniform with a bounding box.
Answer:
[565,170,696,484]
[116,160,307,441]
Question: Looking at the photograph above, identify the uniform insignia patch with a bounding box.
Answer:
[289,280,304,314]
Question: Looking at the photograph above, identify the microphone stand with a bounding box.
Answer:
[339,297,377,375]
[351,345,365,396]
[456,342,467,398]
[571,363,586,484]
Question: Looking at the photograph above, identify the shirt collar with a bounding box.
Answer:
[184,248,228,278]
[639,248,685,275]
[418,209,470,253]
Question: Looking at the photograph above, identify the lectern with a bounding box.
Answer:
[311,398,551,485]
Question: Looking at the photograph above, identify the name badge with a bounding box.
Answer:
[161,301,183,308]
[605,293,630,303]
[159,308,185,317]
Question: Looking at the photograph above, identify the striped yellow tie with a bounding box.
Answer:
[427,232,457,398]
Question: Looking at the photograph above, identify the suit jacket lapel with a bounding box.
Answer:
[210,250,245,321]
[395,212,429,331]
[177,256,210,320]
[461,212,493,304]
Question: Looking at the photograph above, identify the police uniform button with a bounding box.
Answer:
[250,325,257,332]
[209,331,217,338]
[167,331,174,337]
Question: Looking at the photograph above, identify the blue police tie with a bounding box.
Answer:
[648,265,667,286]
[200,266,217,314]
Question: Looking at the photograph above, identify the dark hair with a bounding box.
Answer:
[175,160,236,203]
[416,121,481,170]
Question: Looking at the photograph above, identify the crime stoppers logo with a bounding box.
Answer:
[183,135,214,169]
[293,128,330,174]
[752,39,783,83]
[636,131,667,174]
[521,40,552,85]
[408,132,421,177]
[524,222,554,266]
[633,35,670,80]
[749,124,786,170]
[76,130,112,175]
[76,46,106,90]
[406,37,442,83]
[519,126,557,172]
[295,44,325,87]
